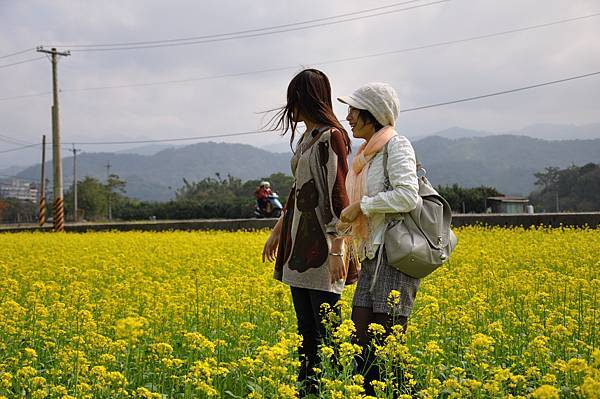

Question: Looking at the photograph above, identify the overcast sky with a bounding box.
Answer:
[1,0,599,167]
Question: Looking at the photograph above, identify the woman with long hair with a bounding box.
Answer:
[338,82,420,395]
[262,68,357,396]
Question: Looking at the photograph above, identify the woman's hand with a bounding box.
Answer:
[329,254,346,282]
[263,216,283,263]
[340,202,363,223]
[262,231,280,263]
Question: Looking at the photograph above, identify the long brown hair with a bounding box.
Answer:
[268,69,351,153]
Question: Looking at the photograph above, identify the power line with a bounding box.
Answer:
[0,134,32,146]
[401,70,600,112]
[0,48,35,60]
[0,134,70,153]
[58,0,428,48]
[314,12,600,66]
[65,1,450,52]
[0,56,46,69]
[0,133,81,150]
[2,70,597,150]
[69,130,267,145]
[59,69,600,146]
[0,143,41,154]
[2,12,598,100]
[65,65,298,92]
[0,92,52,102]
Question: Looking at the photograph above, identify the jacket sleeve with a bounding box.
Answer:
[325,129,350,234]
[360,136,419,215]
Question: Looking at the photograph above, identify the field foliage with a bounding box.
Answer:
[0,227,598,398]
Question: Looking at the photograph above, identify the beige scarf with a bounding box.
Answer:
[345,126,397,240]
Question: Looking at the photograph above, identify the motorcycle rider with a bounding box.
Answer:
[255,181,273,213]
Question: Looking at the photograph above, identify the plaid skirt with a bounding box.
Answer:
[352,246,421,316]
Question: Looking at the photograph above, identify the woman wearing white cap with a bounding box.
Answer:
[338,82,420,395]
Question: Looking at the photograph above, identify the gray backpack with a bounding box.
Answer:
[382,142,458,278]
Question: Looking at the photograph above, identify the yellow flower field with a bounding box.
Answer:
[0,227,598,398]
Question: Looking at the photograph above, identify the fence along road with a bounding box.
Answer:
[0,213,599,233]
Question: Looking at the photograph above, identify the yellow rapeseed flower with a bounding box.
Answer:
[532,384,560,399]
[0,227,597,397]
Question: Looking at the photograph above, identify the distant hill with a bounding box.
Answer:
[509,123,600,141]
[0,165,27,179]
[115,144,180,156]
[408,126,492,142]
[261,123,600,152]
[408,123,600,142]
[412,135,600,195]
[15,135,600,200]
[263,140,294,154]
[17,142,291,201]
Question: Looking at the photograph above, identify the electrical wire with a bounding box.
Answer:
[0,134,87,150]
[69,130,267,145]
[2,12,597,100]
[58,69,600,146]
[0,134,32,146]
[69,12,600,91]
[0,92,52,102]
[1,70,596,159]
[314,12,600,66]
[64,65,298,92]
[67,1,450,52]
[0,143,41,154]
[0,56,46,69]
[401,70,600,112]
[58,0,428,48]
[0,48,36,60]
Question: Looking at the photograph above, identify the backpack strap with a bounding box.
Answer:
[383,137,423,189]
[382,140,391,191]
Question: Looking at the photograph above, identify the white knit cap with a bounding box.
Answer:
[338,82,400,126]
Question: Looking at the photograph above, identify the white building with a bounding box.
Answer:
[0,179,38,202]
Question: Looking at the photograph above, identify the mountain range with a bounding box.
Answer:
[412,135,600,195]
[16,142,291,201]
[13,133,600,201]
[262,123,600,153]
[410,123,600,142]
[4,123,595,170]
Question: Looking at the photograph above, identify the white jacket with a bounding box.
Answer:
[358,134,419,260]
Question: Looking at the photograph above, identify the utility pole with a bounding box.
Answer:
[71,145,81,222]
[37,46,70,232]
[38,135,46,227]
[45,178,50,208]
[105,161,112,221]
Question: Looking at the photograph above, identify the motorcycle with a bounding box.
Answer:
[254,192,283,218]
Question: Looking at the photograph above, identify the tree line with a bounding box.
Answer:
[530,163,600,212]
[1,163,598,224]
[114,173,293,221]
[56,172,291,221]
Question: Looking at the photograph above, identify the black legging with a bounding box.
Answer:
[352,306,408,396]
[290,286,341,396]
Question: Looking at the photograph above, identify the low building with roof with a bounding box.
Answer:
[487,196,530,214]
